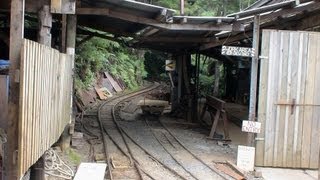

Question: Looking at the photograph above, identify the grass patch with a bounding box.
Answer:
[66,149,81,165]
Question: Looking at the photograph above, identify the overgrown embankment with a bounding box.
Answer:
[75,37,147,91]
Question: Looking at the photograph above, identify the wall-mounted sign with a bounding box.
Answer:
[222,46,255,57]
[237,145,255,171]
[242,120,261,134]
[165,60,176,71]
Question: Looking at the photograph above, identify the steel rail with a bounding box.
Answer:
[158,120,228,180]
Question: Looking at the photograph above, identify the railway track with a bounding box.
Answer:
[97,83,228,180]
[145,118,227,180]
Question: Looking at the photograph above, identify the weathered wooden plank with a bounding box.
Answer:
[309,33,320,168]
[301,32,317,168]
[293,32,308,168]
[273,31,289,167]
[104,72,123,92]
[285,32,300,167]
[264,30,280,166]
[255,29,270,166]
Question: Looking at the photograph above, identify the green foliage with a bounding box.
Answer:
[75,37,147,90]
[153,0,255,16]
[144,51,167,80]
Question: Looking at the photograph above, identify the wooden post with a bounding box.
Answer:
[180,0,184,15]
[4,0,25,179]
[61,15,67,53]
[38,5,52,46]
[59,14,76,151]
[247,15,260,147]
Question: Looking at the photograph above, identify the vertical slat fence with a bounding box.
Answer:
[18,39,73,177]
[256,30,320,169]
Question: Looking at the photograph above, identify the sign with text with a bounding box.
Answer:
[165,60,176,71]
[242,120,261,134]
[221,46,255,57]
[237,145,255,171]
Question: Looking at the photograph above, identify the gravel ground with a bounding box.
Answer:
[47,92,259,180]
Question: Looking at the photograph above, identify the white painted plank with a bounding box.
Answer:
[74,163,107,180]
[256,29,270,166]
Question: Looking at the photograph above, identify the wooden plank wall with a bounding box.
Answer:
[18,39,73,177]
[0,75,9,128]
[256,30,320,169]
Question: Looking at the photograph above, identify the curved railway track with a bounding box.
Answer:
[97,83,227,180]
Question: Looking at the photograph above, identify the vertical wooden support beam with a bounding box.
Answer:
[38,5,52,46]
[182,54,192,122]
[61,15,67,53]
[4,0,25,179]
[59,14,76,151]
[180,0,184,15]
[247,15,260,146]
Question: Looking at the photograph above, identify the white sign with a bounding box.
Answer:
[222,46,255,57]
[74,163,107,180]
[237,145,255,171]
[165,60,176,71]
[242,120,261,133]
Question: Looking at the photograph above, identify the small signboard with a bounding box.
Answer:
[221,46,255,57]
[74,163,107,180]
[165,60,176,71]
[237,145,255,171]
[242,120,261,134]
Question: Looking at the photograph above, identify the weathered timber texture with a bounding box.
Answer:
[256,30,320,169]
[18,39,73,178]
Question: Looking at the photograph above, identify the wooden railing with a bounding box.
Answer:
[18,39,73,177]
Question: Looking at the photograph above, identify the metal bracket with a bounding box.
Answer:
[259,56,268,60]
[255,137,265,141]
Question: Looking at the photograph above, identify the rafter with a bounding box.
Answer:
[76,8,244,31]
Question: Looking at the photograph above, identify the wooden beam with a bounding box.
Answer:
[59,14,76,152]
[136,36,214,43]
[38,5,52,46]
[155,8,168,22]
[228,0,296,18]
[77,28,124,44]
[61,14,67,53]
[180,0,184,15]
[5,0,24,179]
[76,8,244,32]
[247,15,260,147]
[200,1,320,50]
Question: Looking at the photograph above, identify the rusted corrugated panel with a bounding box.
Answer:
[256,30,320,169]
[18,39,73,178]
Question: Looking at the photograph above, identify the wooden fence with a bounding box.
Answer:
[256,30,320,169]
[18,39,73,177]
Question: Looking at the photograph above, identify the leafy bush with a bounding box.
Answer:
[75,37,147,90]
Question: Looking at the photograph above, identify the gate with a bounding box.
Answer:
[256,30,320,169]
